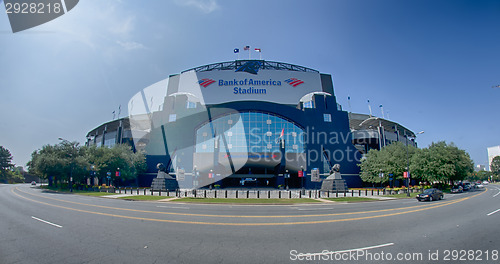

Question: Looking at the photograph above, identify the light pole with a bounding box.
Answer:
[59,137,76,192]
[405,131,424,197]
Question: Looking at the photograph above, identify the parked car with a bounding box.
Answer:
[30,181,36,186]
[450,185,463,193]
[462,183,471,191]
[475,183,484,189]
[416,188,444,201]
[483,181,489,185]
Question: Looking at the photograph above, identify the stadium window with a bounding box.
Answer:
[186,101,197,109]
[303,100,314,109]
[323,114,332,122]
[169,114,177,122]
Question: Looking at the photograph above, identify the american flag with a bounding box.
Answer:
[243,46,250,51]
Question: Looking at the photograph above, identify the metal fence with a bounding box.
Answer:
[98,187,425,199]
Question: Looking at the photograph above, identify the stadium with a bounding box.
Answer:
[86,60,417,189]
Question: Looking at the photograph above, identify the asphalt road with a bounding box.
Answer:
[1,183,499,264]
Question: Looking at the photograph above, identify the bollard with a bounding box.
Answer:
[257,191,260,199]
[318,190,321,198]
[289,191,291,199]
[167,190,169,197]
[247,190,249,199]
[119,188,121,194]
[225,190,228,198]
[336,191,338,197]
[151,189,153,196]
[371,189,373,195]
[352,190,354,196]
[236,190,238,199]
[268,191,270,199]
[159,190,161,196]
[309,190,311,198]
[185,191,187,197]
[359,190,361,196]
[365,189,368,196]
[299,190,302,198]
[327,191,330,198]
[144,189,146,195]
[204,190,207,198]
[344,190,346,197]
[279,191,281,199]
[215,190,217,198]
[137,188,139,195]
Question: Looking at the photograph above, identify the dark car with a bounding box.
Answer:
[450,185,463,193]
[416,188,444,201]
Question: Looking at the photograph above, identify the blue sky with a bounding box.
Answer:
[1,0,499,168]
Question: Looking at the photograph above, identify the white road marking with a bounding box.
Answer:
[296,207,334,211]
[492,189,500,197]
[487,209,500,216]
[305,242,395,256]
[31,216,62,228]
[156,206,190,209]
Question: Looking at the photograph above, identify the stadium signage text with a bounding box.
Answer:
[218,78,282,87]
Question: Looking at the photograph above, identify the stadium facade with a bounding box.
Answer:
[86,60,416,189]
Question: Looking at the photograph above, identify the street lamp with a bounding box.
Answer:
[405,131,424,197]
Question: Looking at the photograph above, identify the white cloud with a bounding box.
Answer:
[117,40,146,51]
[175,0,219,14]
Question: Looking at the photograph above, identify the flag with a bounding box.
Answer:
[254,48,261,52]
[234,48,239,53]
[379,104,383,108]
[280,128,284,138]
[244,46,250,51]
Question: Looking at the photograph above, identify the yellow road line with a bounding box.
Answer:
[10,187,486,226]
[14,187,466,219]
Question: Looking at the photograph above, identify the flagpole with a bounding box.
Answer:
[347,96,352,112]
[380,105,385,119]
[367,100,372,117]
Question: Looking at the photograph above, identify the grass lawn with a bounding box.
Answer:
[383,192,419,199]
[117,195,173,201]
[322,197,379,202]
[73,191,118,197]
[173,198,321,204]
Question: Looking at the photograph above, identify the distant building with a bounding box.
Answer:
[487,145,500,171]
[475,164,486,172]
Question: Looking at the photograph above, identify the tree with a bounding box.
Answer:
[359,142,419,185]
[28,142,146,188]
[27,142,88,187]
[84,144,146,186]
[491,156,500,177]
[0,146,14,172]
[410,141,473,185]
[0,146,23,183]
